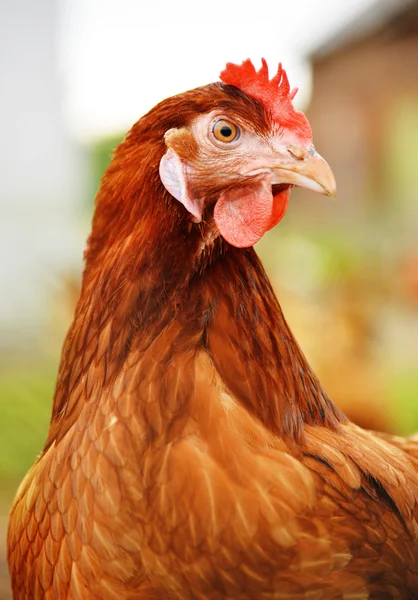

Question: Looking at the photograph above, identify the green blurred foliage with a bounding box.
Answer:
[89,132,125,202]
[389,369,418,433]
[0,364,55,493]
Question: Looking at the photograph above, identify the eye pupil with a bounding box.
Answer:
[220,126,232,138]
[213,119,240,143]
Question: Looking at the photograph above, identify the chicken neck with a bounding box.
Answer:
[45,131,344,449]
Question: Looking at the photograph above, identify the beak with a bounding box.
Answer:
[270,147,337,198]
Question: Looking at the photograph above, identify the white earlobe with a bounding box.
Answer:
[159,148,202,222]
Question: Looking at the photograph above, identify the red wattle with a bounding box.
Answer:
[268,187,291,230]
[214,179,290,248]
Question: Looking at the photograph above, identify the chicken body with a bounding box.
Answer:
[8,74,418,599]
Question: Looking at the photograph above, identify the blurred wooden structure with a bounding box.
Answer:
[295,0,418,237]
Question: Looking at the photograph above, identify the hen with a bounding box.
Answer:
[7,59,418,599]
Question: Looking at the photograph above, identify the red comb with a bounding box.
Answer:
[220,58,311,142]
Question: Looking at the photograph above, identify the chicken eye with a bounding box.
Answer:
[212,120,240,143]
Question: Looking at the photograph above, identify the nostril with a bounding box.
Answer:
[288,145,306,160]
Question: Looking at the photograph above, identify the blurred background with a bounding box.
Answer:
[1,0,418,596]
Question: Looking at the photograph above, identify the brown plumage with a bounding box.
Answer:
[7,63,418,599]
